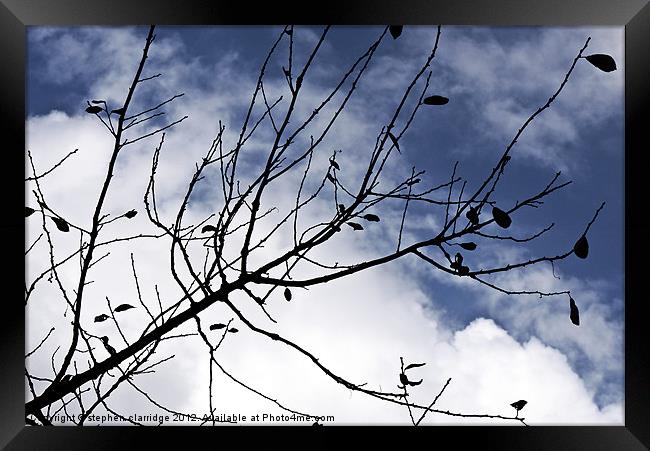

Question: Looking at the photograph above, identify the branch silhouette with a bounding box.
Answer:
[24,24,616,426]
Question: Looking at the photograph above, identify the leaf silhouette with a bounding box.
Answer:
[347,222,364,231]
[404,362,426,371]
[209,323,227,330]
[459,242,477,251]
[338,204,346,214]
[85,105,103,114]
[569,297,580,326]
[51,217,70,232]
[94,314,110,323]
[423,95,449,105]
[399,373,408,386]
[407,178,421,186]
[327,173,336,184]
[284,287,292,302]
[585,54,617,72]
[91,100,105,104]
[202,225,218,234]
[573,235,589,259]
[330,159,340,171]
[510,400,527,411]
[407,379,423,386]
[458,265,470,276]
[228,327,239,333]
[389,26,403,39]
[114,304,135,312]
[25,207,36,217]
[492,207,512,229]
[124,209,138,219]
[388,132,401,153]
[111,107,127,115]
[363,214,380,222]
[466,207,479,225]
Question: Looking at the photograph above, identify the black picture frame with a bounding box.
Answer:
[3,1,648,449]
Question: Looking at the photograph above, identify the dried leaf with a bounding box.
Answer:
[347,222,364,231]
[389,26,403,39]
[399,373,408,386]
[492,207,512,229]
[388,132,401,153]
[94,314,110,323]
[407,379,423,386]
[466,207,479,225]
[458,265,470,276]
[573,235,589,259]
[85,105,103,114]
[209,323,227,330]
[338,204,346,214]
[124,209,137,219]
[363,214,380,222]
[569,297,580,326]
[228,327,239,333]
[284,287,292,302]
[404,362,426,371]
[330,159,340,171]
[459,242,477,251]
[114,304,135,313]
[91,100,105,104]
[202,225,218,234]
[327,173,336,184]
[423,95,449,106]
[51,217,70,232]
[585,54,617,72]
[407,178,421,186]
[511,400,528,411]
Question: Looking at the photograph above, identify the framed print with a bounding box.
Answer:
[2,0,649,449]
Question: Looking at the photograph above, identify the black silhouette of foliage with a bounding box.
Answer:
[585,54,617,72]
[50,216,70,232]
[423,95,449,105]
[573,235,589,259]
[24,25,616,428]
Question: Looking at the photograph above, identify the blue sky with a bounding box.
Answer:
[25,25,624,424]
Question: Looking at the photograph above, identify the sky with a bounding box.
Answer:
[25,25,624,425]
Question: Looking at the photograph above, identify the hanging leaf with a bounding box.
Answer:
[329,159,340,171]
[363,214,380,222]
[209,323,227,330]
[404,362,426,371]
[114,303,135,313]
[569,297,580,326]
[466,207,479,225]
[407,379,423,386]
[202,225,218,234]
[423,95,449,106]
[284,287,292,302]
[492,207,512,229]
[389,26,403,39]
[347,222,364,231]
[388,132,401,153]
[573,235,589,259]
[327,173,336,184]
[94,314,110,323]
[585,54,617,72]
[510,400,528,411]
[459,242,477,251]
[399,373,409,386]
[25,207,36,217]
[228,327,239,333]
[458,265,470,276]
[407,178,421,186]
[124,209,138,219]
[51,217,70,232]
[85,105,103,114]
